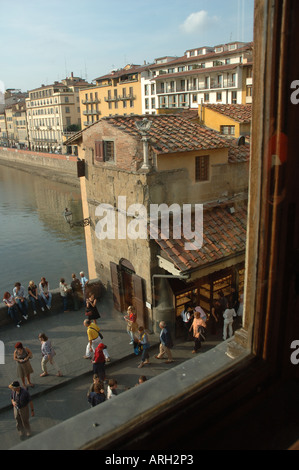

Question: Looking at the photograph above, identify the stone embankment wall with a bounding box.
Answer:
[0,147,79,186]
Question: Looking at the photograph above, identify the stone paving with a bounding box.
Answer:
[0,293,162,412]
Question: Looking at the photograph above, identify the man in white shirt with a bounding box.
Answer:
[223,303,237,340]
[181,304,193,341]
[80,271,89,299]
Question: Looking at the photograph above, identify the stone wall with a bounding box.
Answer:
[0,147,78,186]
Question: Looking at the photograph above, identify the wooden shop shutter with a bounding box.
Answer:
[77,159,85,177]
[132,273,145,328]
[110,262,123,312]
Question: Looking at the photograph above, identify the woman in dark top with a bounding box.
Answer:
[85,293,100,323]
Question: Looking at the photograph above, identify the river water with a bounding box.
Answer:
[0,164,88,297]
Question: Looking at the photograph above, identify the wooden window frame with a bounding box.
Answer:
[89,0,299,449]
[94,139,115,163]
[195,155,209,182]
[220,125,235,135]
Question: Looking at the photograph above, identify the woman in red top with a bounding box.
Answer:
[92,343,106,381]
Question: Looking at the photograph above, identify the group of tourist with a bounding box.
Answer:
[5,281,243,439]
[124,305,174,368]
[2,272,89,327]
[180,286,244,352]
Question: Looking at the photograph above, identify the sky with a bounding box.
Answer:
[0,0,254,93]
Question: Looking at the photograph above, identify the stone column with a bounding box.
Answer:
[152,276,175,338]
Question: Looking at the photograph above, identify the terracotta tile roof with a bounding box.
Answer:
[149,43,253,70]
[94,64,150,82]
[152,198,248,273]
[228,141,250,163]
[153,63,238,81]
[204,104,252,123]
[103,114,230,154]
[165,108,199,121]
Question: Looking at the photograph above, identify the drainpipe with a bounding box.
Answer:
[200,98,203,123]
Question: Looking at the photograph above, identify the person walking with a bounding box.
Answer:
[38,333,63,377]
[83,319,111,362]
[28,280,45,315]
[3,292,22,327]
[124,305,138,344]
[39,277,52,310]
[107,379,118,399]
[83,319,102,359]
[155,321,174,364]
[9,381,34,438]
[180,304,193,341]
[223,302,237,340]
[189,310,207,354]
[137,326,150,368]
[92,342,106,382]
[87,383,106,407]
[13,342,34,388]
[210,299,221,335]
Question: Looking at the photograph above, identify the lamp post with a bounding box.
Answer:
[63,208,91,228]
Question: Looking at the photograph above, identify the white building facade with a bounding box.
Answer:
[146,42,253,112]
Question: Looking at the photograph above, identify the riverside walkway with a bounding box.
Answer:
[0,292,225,450]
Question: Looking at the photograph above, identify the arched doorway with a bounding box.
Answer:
[110,259,146,327]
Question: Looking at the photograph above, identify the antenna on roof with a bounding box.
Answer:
[64,56,68,78]
[84,60,88,82]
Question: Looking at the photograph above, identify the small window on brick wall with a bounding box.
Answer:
[95,140,115,163]
[195,155,209,181]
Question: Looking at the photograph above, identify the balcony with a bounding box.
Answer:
[104,96,119,102]
[226,80,237,88]
[210,82,223,89]
[32,138,58,143]
[187,85,198,91]
[81,98,100,105]
[83,109,101,115]
[246,77,253,86]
